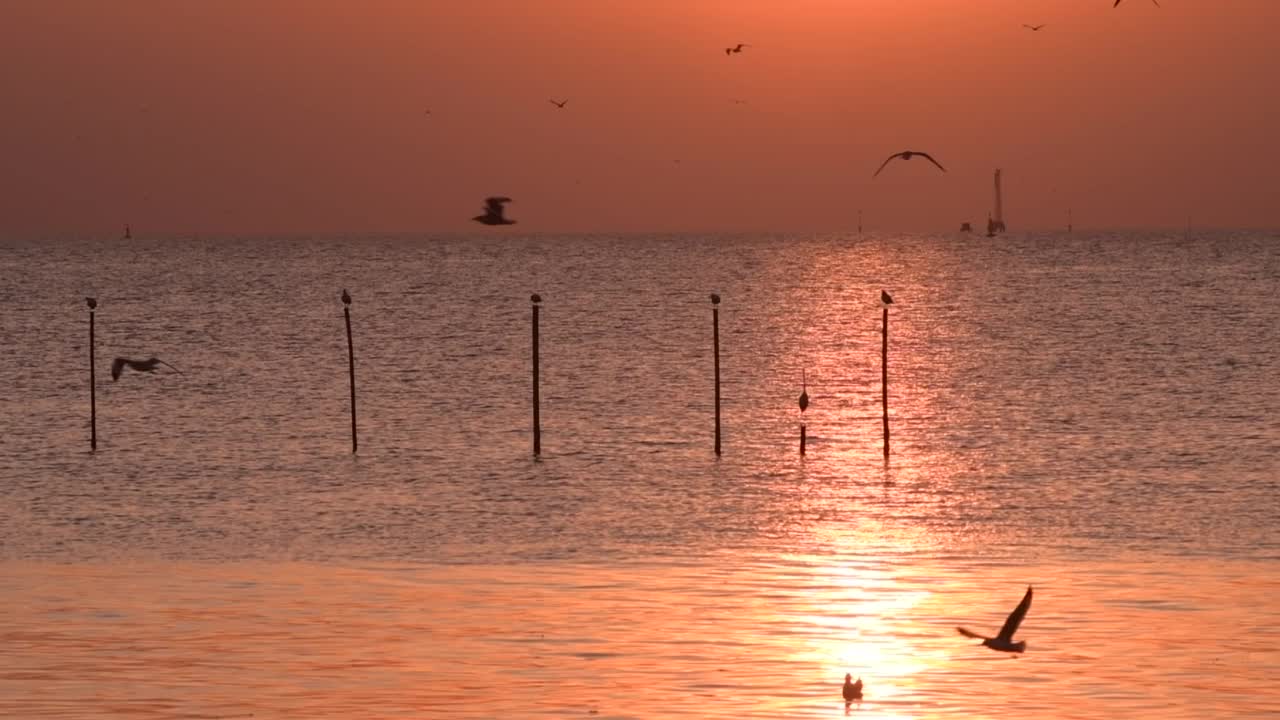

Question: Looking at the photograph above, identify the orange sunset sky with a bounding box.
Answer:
[2,0,1277,234]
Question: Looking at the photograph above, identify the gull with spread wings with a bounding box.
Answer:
[957,585,1033,653]
[1114,0,1160,7]
[111,357,183,381]
[472,196,516,226]
[872,151,947,178]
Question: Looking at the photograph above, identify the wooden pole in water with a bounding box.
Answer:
[711,293,721,456]
[531,293,542,456]
[87,297,97,451]
[798,368,809,456]
[342,289,357,454]
[881,301,890,460]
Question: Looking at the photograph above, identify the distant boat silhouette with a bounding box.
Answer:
[957,585,1033,653]
[872,151,946,178]
[472,197,516,225]
[111,357,182,381]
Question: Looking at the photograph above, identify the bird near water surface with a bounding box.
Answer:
[111,357,183,381]
[957,585,1034,653]
[842,674,863,703]
[872,150,947,178]
[472,196,516,225]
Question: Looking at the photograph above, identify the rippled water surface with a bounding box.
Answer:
[2,231,1279,718]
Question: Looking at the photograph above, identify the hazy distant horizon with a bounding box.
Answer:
[3,0,1277,235]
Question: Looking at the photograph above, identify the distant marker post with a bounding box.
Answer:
[342,289,357,454]
[531,293,542,457]
[711,293,722,456]
[87,297,97,451]
[881,293,891,460]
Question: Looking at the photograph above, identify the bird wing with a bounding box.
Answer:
[914,152,947,173]
[872,153,903,178]
[156,359,183,375]
[111,357,127,381]
[996,586,1033,641]
[956,627,989,640]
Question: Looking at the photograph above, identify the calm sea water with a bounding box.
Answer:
[2,231,1278,718]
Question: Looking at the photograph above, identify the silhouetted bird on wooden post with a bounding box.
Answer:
[725,43,750,55]
[341,288,351,306]
[881,289,894,305]
[86,297,97,310]
[873,151,947,178]
[472,197,516,225]
[798,369,809,414]
[111,357,182,381]
[842,674,863,703]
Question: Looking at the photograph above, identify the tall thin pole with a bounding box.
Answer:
[87,297,97,451]
[881,305,890,460]
[342,289,357,454]
[711,293,721,456]
[531,293,542,456]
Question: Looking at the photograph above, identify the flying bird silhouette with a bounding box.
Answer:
[881,290,894,305]
[1114,0,1160,6]
[111,357,182,381]
[798,369,809,414]
[1023,24,1046,31]
[472,197,516,226]
[549,98,568,108]
[725,43,750,55]
[957,585,1033,653]
[872,151,947,178]
[842,674,863,703]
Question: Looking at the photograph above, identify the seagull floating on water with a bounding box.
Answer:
[549,98,568,108]
[873,151,947,178]
[842,674,863,703]
[725,43,750,55]
[111,357,183,381]
[957,585,1033,653]
[472,196,516,226]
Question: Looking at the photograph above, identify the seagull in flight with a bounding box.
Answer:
[1114,0,1160,6]
[111,357,183,381]
[1023,24,1046,31]
[549,98,568,108]
[725,43,750,55]
[872,150,947,178]
[472,196,516,226]
[842,674,863,703]
[957,585,1033,653]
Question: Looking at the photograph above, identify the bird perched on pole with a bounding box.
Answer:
[881,289,894,305]
[341,288,352,306]
[86,297,97,310]
[798,369,809,414]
